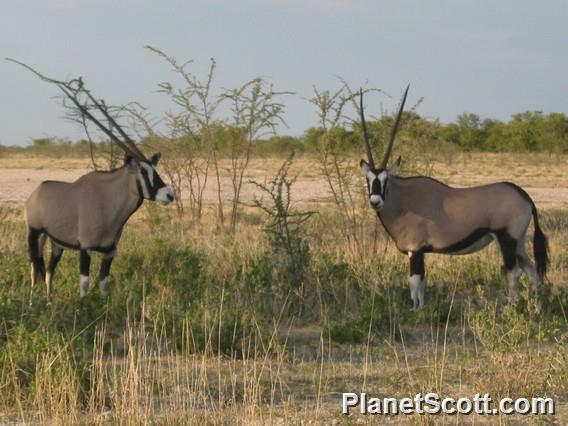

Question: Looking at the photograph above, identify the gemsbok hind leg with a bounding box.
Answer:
[516,237,539,292]
[516,236,542,312]
[45,241,64,302]
[79,250,91,298]
[28,228,46,305]
[408,251,426,311]
[99,251,115,296]
[497,232,521,304]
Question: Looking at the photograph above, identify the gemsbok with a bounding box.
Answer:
[359,87,549,310]
[21,68,174,301]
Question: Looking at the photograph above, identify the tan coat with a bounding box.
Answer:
[26,166,141,251]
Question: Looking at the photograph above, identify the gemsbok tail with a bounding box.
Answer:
[531,206,549,281]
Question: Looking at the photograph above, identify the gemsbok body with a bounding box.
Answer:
[19,66,174,301]
[26,154,174,300]
[359,87,549,310]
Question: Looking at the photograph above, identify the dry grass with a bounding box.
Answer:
[1,309,565,425]
[0,152,567,424]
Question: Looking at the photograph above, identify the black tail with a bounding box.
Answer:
[28,227,45,280]
[502,182,549,281]
[532,206,549,281]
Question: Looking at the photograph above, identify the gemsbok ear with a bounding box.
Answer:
[150,153,161,166]
[388,156,401,175]
[124,154,136,169]
[360,159,371,174]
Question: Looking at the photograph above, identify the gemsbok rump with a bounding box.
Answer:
[22,70,174,301]
[359,87,549,310]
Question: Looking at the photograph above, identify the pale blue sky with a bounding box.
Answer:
[1,0,566,146]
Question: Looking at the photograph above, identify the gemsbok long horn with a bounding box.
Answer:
[359,88,375,170]
[379,84,409,170]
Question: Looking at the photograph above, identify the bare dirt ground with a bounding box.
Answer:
[1,153,567,208]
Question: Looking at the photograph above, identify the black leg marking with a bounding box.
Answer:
[28,228,45,280]
[99,254,115,296]
[47,247,63,275]
[45,244,63,301]
[80,250,91,276]
[408,251,426,310]
[79,250,91,298]
[28,228,45,305]
[410,252,425,277]
[99,256,114,281]
[496,232,517,271]
[497,231,520,303]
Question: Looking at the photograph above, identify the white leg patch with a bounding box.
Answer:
[99,276,111,296]
[30,262,36,284]
[29,262,36,306]
[409,274,425,311]
[506,267,521,304]
[518,255,539,292]
[46,271,52,299]
[80,275,89,298]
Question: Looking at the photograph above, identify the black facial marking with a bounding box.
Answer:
[139,162,167,200]
[371,176,382,196]
[367,171,390,208]
[139,166,154,199]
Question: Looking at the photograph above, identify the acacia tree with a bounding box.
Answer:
[140,48,290,228]
[221,78,291,231]
[306,83,376,249]
[144,45,222,222]
[250,153,314,308]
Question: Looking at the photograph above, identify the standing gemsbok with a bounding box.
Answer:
[359,86,549,310]
[18,63,174,301]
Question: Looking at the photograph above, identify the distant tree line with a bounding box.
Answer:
[2,110,567,157]
[261,110,568,154]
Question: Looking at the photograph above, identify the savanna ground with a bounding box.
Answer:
[0,151,567,425]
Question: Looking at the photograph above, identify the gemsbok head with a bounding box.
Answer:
[359,86,549,310]
[16,62,174,302]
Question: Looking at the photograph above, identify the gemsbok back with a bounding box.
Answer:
[19,65,174,302]
[359,86,549,310]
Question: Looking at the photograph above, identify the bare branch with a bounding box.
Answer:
[6,57,146,161]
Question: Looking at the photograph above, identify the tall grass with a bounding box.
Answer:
[0,203,566,423]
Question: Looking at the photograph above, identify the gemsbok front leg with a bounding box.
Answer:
[45,241,64,301]
[409,252,426,310]
[99,251,115,296]
[79,250,91,298]
[28,228,46,305]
